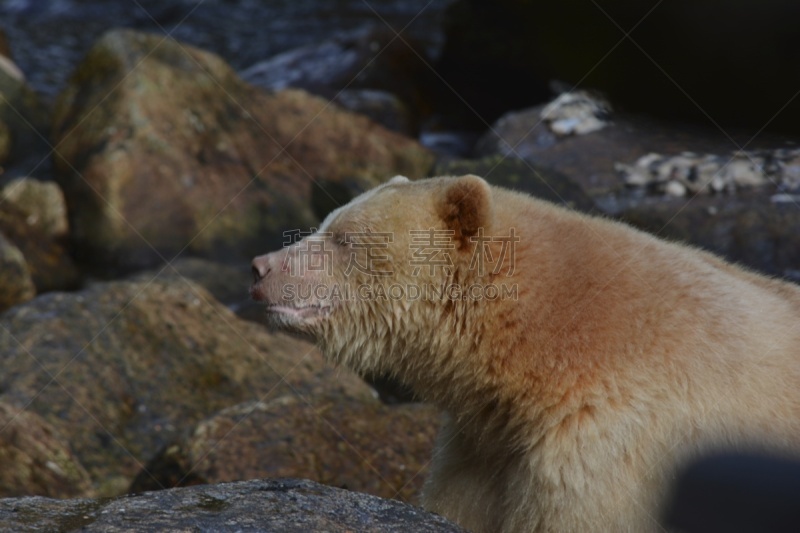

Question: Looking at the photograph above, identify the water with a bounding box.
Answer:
[0,0,452,101]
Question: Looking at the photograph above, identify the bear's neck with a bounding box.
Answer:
[321,290,543,446]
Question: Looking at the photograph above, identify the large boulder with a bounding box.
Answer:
[0,278,373,496]
[0,478,466,532]
[52,29,433,274]
[131,396,439,502]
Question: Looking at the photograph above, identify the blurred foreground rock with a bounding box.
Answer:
[0,278,371,497]
[132,396,438,502]
[0,478,465,533]
[53,29,433,275]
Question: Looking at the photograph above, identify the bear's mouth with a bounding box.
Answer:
[264,302,332,319]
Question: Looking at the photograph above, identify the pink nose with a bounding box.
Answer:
[251,254,272,282]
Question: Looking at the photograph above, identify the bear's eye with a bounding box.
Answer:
[333,234,349,247]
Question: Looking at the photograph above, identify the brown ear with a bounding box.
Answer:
[438,175,492,246]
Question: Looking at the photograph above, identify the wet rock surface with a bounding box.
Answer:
[0,478,466,532]
[131,396,439,502]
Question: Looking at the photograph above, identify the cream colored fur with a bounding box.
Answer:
[251,175,800,533]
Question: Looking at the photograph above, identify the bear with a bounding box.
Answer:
[250,174,800,532]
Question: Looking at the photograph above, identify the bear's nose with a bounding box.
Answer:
[251,255,272,282]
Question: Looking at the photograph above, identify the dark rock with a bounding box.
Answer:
[619,192,800,280]
[436,154,596,213]
[0,46,48,173]
[131,396,438,503]
[0,478,466,532]
[0,279,373,496]
[241,27,438,134]
[0,401,93,499]
[0,1,449,104]
[476,103,796,198]
[52,29,433,275]
[437,0,800,134]
[333,89,416,136]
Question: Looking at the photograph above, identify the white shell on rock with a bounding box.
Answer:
[618,148,800,196]
[540,91,611,137]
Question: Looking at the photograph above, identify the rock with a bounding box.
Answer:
[0,279,373,496]
[435,154,596,213]
[241,27,437,134]
[0,401,93,499]
[436,0,800,133]
[0,1,449,104]
[333,89,415,136]
[0,185,80,293]
[52,29,433,275]
[476,100,795,199]
[0,478,466,532]
[131,396,439,503]
[0,234,35,312]
[619,192,800,280]
[0,178,69,238]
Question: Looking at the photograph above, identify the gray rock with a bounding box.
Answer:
[0,478,465,532]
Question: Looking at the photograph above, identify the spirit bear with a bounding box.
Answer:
[250,175,800,532]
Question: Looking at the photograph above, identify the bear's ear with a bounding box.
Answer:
[438,175,492,245]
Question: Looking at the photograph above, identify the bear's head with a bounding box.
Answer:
[251,175,514,389]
